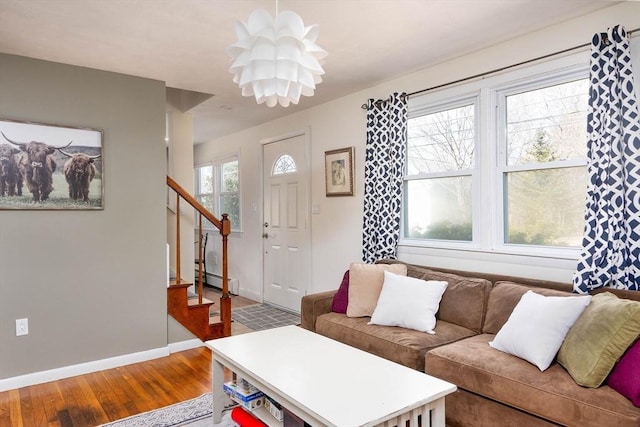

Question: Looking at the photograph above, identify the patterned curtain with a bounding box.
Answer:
[574,25,640,293]
[362,92,408,263]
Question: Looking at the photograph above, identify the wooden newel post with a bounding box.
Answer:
[220,213,232,337]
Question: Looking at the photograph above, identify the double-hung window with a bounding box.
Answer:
[402,57,589,260]
[405,99,477,242]
[195,155,241,232]
[499,77,588,249]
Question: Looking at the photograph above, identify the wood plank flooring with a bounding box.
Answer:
[0,347,213,427]
[0,287,258,427]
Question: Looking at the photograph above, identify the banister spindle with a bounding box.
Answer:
[176,196,181,284]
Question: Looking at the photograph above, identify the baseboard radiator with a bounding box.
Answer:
[198,271,239,295]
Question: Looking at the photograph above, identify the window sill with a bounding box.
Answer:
[396,243,579,283]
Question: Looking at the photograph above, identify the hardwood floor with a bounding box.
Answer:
[0,287,256,427]
[0,347,214,427]
[203,286,257,309]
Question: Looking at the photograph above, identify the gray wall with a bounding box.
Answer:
[0,54,168,379]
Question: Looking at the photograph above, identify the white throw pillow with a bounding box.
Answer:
[346,262,408,317]
[489,290,592,371]
[369,271,448,334]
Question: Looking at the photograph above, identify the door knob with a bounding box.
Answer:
[264,222,269,228]
[262,232,269,239]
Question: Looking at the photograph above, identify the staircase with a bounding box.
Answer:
[166,176,231,341]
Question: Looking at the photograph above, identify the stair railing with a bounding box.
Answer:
[166,176,232,337]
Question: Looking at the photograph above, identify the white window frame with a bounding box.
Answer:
[194,153,242,233]
[214,154,241,233]
[403,94,481,249]
[400,51,591,264]
[494,70,588,259]
[194,161,214,211]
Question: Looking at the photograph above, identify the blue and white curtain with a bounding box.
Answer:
[574,25,640,293]
[362,92,408,263]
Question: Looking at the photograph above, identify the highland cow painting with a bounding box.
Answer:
[0,118,103,210]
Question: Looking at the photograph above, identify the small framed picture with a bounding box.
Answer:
[325,147,354,197]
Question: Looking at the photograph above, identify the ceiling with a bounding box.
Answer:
[0,0,621,143]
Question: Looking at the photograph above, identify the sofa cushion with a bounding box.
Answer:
[483,281,574,334]
[369,271,448,334]
[489,290,591,371]
[315,312,476,371]
[346,262,407,317]
[426,334,640,427]
[380,261,492,333]
[558,292,640,387]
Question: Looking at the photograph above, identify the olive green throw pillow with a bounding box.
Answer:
[558,292,640,388]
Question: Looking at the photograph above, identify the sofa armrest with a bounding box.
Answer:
[301,291,337,332]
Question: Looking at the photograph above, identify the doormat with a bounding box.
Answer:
[231,304,300,331]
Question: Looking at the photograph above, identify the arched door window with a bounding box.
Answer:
[272,154,297,175]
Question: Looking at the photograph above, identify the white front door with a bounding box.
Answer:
[262,133,309,313]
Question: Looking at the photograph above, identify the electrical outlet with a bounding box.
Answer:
[16,318,28,336]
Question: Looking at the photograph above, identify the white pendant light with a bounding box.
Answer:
[228,6,327,107]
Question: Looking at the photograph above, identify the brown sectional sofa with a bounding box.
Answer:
[300,260,640,427]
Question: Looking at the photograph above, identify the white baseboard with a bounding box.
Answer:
[168,339,204,353]
[0,341,204,392]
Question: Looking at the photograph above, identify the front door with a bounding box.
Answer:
[262,133,309,312]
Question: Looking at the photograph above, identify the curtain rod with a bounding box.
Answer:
[361,26,640,110]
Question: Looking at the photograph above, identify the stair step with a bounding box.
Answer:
[187,297,214,307]
[169,279,192,288]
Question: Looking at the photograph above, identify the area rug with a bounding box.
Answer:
[100,393,237,427]
[231,304,300,331]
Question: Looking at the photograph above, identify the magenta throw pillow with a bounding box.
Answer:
[331,270,350,313]
[608,339,640,407]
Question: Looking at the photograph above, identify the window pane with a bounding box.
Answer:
[505,166,586,246]
[407,104,475,175]
[196,194,215,229]
[273,154,297,175]
[405,176,472,241]
[197,165,214,194]
[220,194,240,229]
[506,79,588,165]
[221,160,238,192]
[198,194,214,211]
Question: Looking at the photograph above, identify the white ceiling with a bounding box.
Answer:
[0,0,621,143]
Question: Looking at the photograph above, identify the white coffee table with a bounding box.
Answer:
[206,325,456,427]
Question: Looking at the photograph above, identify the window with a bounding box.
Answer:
[501,79,588,247]
[272,154,297,175]
[218,158,240,231]
[195,164,214,224]
[195,156,241,232]
[405,101,476,241]
[403,60,589,258]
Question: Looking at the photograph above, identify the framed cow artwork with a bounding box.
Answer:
[0,118,103,210]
